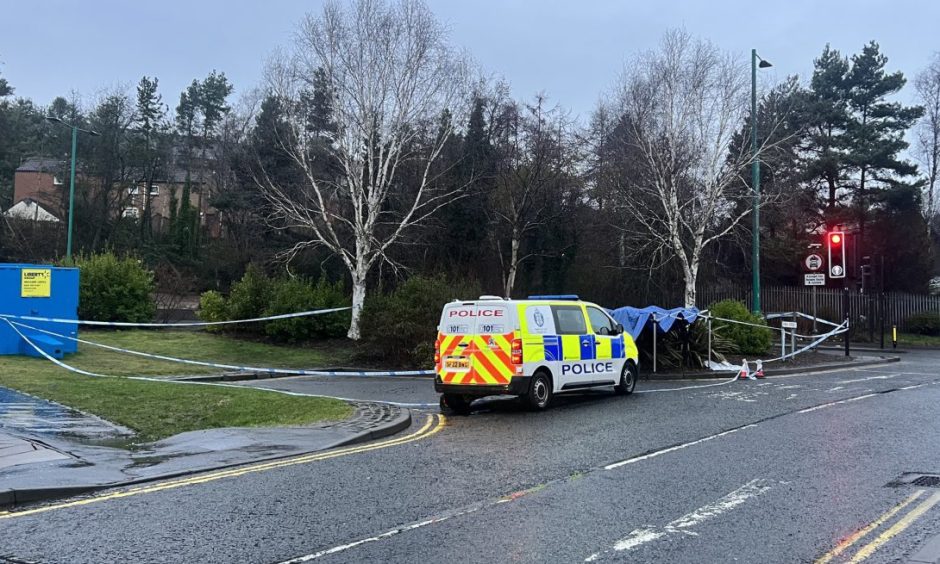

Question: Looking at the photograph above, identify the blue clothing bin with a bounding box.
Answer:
[0,263,79,359]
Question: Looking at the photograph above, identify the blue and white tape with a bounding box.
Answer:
[4,319,107,377]
[5,319,438,408]
[7,320,434,378]
[0,306,352,328]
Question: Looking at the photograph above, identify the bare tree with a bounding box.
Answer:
[489,94,575,296]
[258,0,470,339]
[916,54,940,231]
[610,30,777,307]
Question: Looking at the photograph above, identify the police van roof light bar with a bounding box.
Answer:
[527,294,580,300]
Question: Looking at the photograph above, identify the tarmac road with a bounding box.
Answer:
[2,352,940,563]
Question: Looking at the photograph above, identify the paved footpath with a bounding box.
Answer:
[0,387,409,503]
[2,351,940,563]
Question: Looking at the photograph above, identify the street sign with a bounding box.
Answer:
[804,273,825,286]
[781,321,798,329]
[804,254,823,272]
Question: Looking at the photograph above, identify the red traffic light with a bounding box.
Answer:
[829,233,842,245]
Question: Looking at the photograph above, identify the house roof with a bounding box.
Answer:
[3,198,62,222]
[16,157,65,173]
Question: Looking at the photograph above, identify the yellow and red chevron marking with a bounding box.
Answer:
[437,332,516,386]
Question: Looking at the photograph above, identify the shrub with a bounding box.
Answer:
[634,316,735,370]
[263,277,350,342]
[360,276,482,367]
[197,290,228,332]
[225,264,271,328]
[65,252,156,323]
[906,312,940,336]
[707,299,773,355]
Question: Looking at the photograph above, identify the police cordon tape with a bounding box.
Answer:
[3,319,439,408]
[3,319,435,378]
[639,318,849,392]
[4,306,850,399]
[0,306,352,328]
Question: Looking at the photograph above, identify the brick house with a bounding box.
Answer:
[10,156,222,238]
[11,157,67,218]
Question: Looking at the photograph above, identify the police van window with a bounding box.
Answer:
[440,304,508,335]
[586,306,616,335]
[552,305,587,335]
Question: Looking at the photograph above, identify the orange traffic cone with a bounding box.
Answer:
[754,359,765,379]
[738,359,751,381]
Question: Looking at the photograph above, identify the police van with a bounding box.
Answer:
[434,295,639,413]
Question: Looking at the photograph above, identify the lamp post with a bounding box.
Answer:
[751,49,772,314]
[45,116,99,259]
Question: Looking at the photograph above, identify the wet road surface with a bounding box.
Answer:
[2,352,940,563]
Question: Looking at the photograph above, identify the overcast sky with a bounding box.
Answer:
[2,0,938,122]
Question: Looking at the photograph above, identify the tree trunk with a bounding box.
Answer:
[504,227,520,297]
[683,258,698,308]
[858,165,867,248]
[347,267,367,341]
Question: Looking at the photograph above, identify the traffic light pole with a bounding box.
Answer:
[842,287,850,357]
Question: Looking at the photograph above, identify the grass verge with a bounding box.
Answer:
[0,330,357,441]
[894,332,940,348]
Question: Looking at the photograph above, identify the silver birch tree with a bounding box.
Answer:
[916,54,940,231]
[610,30,777,307]
[258,0,470,339]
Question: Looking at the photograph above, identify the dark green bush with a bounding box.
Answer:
[66,252,155,323]
[360,276,482,367]
[225,264,271,328]
[197,270,350,342]
[197,290,228,332]
[707,299,773,355]
[906,312,940,336]
[635,317,734,370]
[263,277,350,342]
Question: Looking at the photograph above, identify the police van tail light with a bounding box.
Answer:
[434,349,440,365]
[511,339,523,365]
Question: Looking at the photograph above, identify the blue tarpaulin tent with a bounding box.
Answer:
[608,306,700,339]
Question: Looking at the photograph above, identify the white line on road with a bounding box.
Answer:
[835,374,899,384]
[797,393,879,414]
[604,425,757,470]
[277,503,489,562]
[584,479,776,561]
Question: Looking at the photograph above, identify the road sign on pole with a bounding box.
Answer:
[804,273,825,286]
[804,254,823,272]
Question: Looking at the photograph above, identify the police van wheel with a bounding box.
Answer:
[441,394,471,415]
[615,362,637,395]
[525,371,553,411]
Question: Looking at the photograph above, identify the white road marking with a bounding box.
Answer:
[585,480,775,561]
[277,503,490,562]
[797,393,878,413]
[604,425,756,470]
[826,386,845,392]
[835,374,898,384]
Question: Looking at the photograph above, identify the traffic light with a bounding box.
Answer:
[827,231,845,278]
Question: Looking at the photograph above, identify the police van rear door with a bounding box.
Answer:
[438,303,514,385]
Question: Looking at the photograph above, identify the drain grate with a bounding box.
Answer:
[912,475,940,488]
[888,473,940,488]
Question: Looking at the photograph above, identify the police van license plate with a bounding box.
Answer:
[444,357,470,370]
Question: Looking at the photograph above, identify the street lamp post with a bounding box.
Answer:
[45,116,99,259]
[751,49,772,314]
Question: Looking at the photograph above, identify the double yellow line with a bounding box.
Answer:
[0,413,446,521]
[816,488,940,563]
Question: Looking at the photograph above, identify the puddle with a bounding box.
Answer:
[0,386,135,443]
